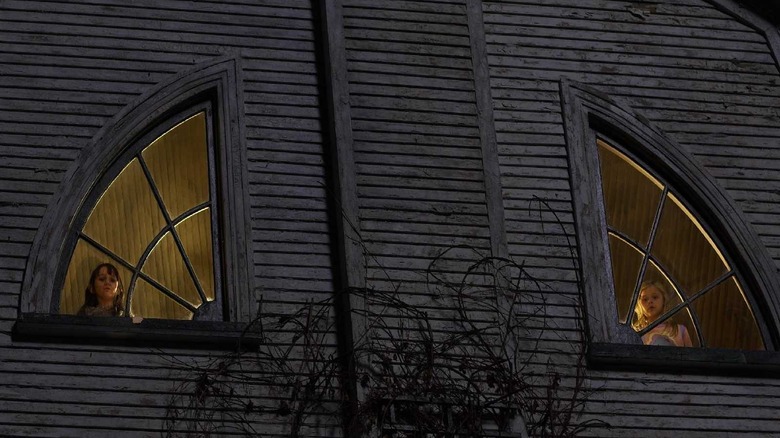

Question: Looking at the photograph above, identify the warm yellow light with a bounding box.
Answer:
[608,231,644,255]
[667,192,730,270]
[597,139,664,190]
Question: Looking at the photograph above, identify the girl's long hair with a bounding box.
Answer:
[631,280,679,339]
[82,263,126,316]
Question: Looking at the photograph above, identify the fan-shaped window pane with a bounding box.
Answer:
[83,159,166,265]
[608,233,643,324]
[597,140,663,248]
[692,277,763,350]
[176,209,215,301]
[131,277,193,320]
[142,113,209,219]
[142,230,202,307]
[652,193,729,297]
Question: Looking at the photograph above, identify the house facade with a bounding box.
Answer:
[1,0,780,436]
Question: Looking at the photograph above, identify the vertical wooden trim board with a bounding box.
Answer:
[467,0,508,260]
[559,80,624,345]
[318,0,366,431]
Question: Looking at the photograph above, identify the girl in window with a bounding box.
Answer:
[632,281,693,347]
[77,263,126,317]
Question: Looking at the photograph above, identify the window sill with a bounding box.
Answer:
[588,342,780,376]
[12,313,261,350]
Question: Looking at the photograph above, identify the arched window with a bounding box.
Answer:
[598,138,763,350]
[19,57,253,325]
[561,81,780,370]
[60,109,220,320]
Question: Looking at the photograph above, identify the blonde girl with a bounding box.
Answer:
[632,281,692,347]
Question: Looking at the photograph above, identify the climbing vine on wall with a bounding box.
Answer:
[163,198,604,437]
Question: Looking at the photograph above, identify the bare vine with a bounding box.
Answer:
[162,198,604,437]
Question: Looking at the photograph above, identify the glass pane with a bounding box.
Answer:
[83,158,166,265]
[60,238,131,315]
[142,112,209,220]
[130,277,193,320]
[597,139,663,248]
[652,193,729,297]
[142,231,201,307]
[608,233,643,323]
[175,208,215,301]
[692,276,764,350]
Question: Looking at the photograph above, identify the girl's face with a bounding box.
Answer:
[639,285,665,322]
[92,266,119,307]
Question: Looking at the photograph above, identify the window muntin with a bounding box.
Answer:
[597,138,764,350]
[60,111,220,321]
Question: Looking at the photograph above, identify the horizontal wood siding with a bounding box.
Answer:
[342,0,493,306]
[0,0,340,436]
[484,0,780,435]
[3,0,780,436]
[340,4,517,435]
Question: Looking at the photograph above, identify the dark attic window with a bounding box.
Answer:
[562,81,780,374]
[14,58,257,348]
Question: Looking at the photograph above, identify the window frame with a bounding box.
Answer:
[15,57,255,346]
[560,80,780,373]
[596,134,765,349]
[56,103,224,321]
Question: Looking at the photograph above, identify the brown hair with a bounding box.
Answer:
[82,263,125,316]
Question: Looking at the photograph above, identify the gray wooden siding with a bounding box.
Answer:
[484,0,780,436]
[342,0,494,300]
[0,1,340,436]
[2,0,780,436]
